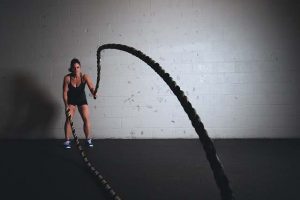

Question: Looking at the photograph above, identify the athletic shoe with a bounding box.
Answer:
[86,139,93,148]
[64,140,71,149]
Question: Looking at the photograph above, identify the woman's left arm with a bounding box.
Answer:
[84,74,97,98]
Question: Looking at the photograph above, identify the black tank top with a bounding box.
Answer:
[67,73,88,106]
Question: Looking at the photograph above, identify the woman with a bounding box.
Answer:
[63,58,97,149]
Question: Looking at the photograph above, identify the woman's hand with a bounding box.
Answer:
[89,87,98,99]
[93,92,98,99]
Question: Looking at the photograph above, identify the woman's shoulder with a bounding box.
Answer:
[82,73,90,80]
[64,74,71,81]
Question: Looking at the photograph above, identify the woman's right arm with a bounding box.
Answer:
[63,75,69,109]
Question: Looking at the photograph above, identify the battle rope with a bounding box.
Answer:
[94,44,235,200]
[65,109,122,200]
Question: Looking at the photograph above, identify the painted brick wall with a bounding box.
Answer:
[0,0,299,138]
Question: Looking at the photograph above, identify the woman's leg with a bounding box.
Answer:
[78,104,92,139]
[64,105,76,140]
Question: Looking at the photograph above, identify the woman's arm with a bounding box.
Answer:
[63,75,69,108]
[84,74,97,98]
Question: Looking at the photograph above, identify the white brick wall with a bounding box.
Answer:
[0,0,299,139]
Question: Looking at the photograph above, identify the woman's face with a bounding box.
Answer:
[72,63,81,75]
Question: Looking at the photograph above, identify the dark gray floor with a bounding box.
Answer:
[0,139,299,200]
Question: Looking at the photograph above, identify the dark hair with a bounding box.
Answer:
[69,58,81,72]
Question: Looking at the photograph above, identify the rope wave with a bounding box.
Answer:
[95,44,235,200]
[65,109,122,200]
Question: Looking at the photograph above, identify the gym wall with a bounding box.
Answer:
[0,0,299,139]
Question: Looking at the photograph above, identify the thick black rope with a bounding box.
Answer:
[65,109,122,200]
[95,44,235,200]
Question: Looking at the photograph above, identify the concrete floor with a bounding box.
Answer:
[0,139,299,200]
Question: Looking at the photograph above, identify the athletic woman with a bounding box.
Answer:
[62,58,97,149]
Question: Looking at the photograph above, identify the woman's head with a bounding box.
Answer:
[69,58,81,74]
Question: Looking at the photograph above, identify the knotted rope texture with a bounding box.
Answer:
[65,108,122,200]
[94,44,235,200]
